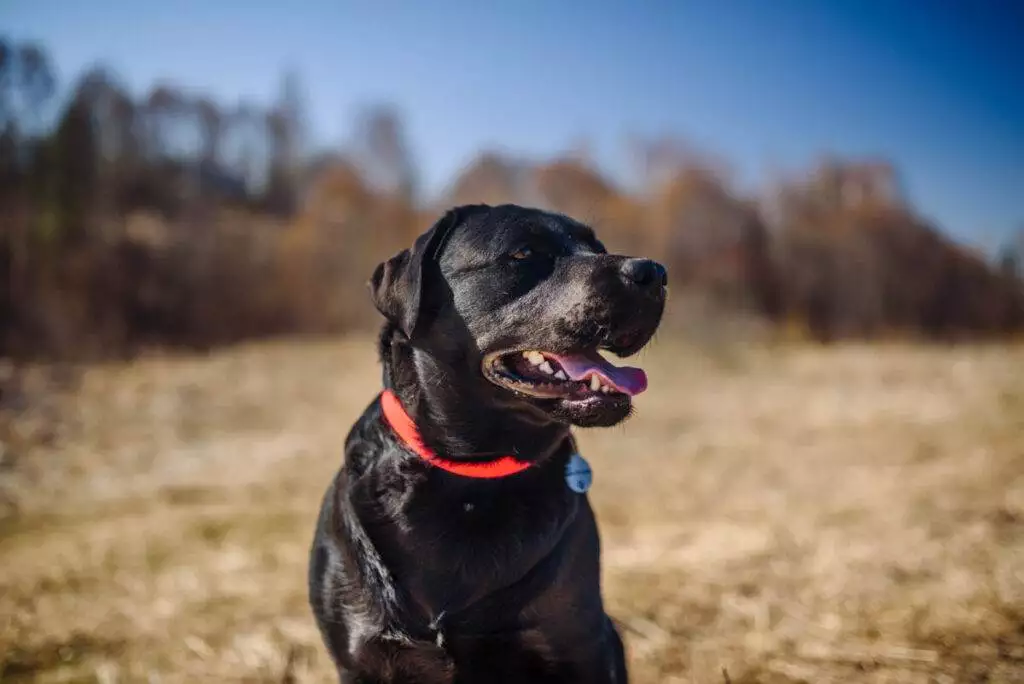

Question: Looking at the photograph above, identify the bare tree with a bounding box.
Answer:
[0,40,55,130]
[262,69,307,215]
[350,104,418,204]
[998,225,1024,281]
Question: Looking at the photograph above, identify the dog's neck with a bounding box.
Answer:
[379,325,571,464]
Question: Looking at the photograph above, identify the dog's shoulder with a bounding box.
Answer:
[309,393,445,673]
[341,392,389,479]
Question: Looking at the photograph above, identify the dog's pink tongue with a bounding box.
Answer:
[548,352,648,396]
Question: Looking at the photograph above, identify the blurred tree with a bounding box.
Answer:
[771,160,1023,340]
[445,151,531,207]
[225,101,267,199]
[625,134,689,191]
[350,104,418,204]
[997,225,1023,281]
[1,37,1022,358]
[534,157,615,221]
[196,96,223,167]
[0,40,56,130]
[143,85,183,160]
[51,86,99,249]
[0,39,56,196]
[263,69,307,216]
[72,69,138,214]
[651,164,778,313]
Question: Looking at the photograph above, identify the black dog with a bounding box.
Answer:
[308,204,666,683]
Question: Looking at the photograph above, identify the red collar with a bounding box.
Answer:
[380,389,533,479]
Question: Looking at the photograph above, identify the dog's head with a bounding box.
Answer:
[370,204,666,428]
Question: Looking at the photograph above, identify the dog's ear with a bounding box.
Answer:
[369,205,485,339]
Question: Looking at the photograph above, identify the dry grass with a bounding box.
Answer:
[1,336,1023,683]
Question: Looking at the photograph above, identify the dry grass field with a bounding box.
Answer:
[1,336,1023,683]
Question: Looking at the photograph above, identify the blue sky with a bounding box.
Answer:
[4,0,1023,250]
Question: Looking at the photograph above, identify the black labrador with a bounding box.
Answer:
[308,204,667,683]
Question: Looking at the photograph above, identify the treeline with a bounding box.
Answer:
[2,38,1023,360]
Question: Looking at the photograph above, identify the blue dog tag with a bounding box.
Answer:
[565,453,592,494]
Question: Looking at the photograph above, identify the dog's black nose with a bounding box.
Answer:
[619,258,667,289]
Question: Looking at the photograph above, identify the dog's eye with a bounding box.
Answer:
[509,247,533,260]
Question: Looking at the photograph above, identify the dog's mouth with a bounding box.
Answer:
[482,349,648,400]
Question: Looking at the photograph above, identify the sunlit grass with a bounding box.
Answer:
[2,336,1022,682]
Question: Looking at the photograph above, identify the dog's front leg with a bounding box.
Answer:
[334,638,456,684]
[606,619,629,684]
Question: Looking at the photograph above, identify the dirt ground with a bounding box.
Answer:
[1,336,1022,683]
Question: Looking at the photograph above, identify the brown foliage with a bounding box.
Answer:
[1,39,1022,362]
[771,161,1024,340]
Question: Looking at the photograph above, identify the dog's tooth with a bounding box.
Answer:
[590,375,601,391]
[554,370,568,380]
[602,385,612,394]
[525,351,545,366]
[538,361,554,375]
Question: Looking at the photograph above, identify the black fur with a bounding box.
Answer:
[308,204,666,683]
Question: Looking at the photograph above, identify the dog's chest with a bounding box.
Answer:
[403,491,580,608]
